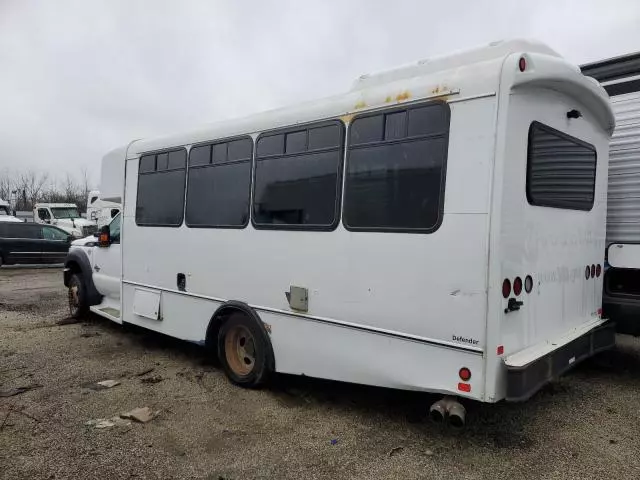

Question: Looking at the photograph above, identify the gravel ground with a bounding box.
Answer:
[1,268,639,480]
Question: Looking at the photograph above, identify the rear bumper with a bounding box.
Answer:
[505,321,615,402]
[603,294,640,336]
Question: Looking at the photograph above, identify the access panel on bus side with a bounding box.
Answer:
[496,87,609,358]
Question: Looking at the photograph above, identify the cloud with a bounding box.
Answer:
[0,0,638,184]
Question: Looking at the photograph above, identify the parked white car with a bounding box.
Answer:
[33,203,98,238]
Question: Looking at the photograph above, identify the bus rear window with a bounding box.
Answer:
[526,122,596,211]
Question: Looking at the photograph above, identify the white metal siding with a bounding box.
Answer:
[607,91,640,243]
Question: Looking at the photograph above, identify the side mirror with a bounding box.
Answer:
[98,225,110,248]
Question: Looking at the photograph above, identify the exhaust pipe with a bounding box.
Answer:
[429,397,466,427]
[429,399,447,423]
[447,401,466,428]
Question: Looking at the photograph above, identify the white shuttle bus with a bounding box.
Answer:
[64,40,616,425]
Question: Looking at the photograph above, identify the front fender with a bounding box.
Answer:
[63,249,102,306]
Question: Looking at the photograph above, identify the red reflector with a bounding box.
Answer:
[519,57,526,72]
[596,264,602,278]
[585,266,591,280]
[458,382,471,393]
[459,367,472,381]
[591,264,596,278]
[502,279,511,298]
[497,345,504,355]
[597,308,603,317]
[513,277,523,296]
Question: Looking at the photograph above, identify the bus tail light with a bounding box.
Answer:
[459,367,471,381]
[519,57,527,72]
[502,279,511,298]
[513,277,523,296]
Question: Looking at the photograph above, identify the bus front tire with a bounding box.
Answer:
[68,273,89,318]
[217,312,272,388]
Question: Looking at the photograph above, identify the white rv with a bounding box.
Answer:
[34,203,98,238]
[64,39,615,425]
[582,53,640,336]
[86,190,121,228]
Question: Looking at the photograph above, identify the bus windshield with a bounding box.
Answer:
[51,207,80,219]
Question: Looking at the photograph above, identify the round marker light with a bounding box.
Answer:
[459,367,472,382]
[513,277,523,296]
[524,275,533,294]
[585,266,591,280]
[519,57,527,72]
[502,279,511,298]
[596,264,602,278]
[591,264,596,278]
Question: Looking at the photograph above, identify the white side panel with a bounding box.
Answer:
[608,243,640,269]
[120,283,486,399]
[133,288,161,320]
[607,91,640,244]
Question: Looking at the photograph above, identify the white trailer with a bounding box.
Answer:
[582,53,640,336]
[86,190,121,227]
[64,39,615,425]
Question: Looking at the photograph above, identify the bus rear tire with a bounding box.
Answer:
[217,312,272,388]
[68,273,89,318]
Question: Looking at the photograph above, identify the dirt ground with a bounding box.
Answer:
[1,268,639,480]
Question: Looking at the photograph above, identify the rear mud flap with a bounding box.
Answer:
[505,322,616,402]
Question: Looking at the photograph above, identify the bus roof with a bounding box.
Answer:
[125,38,612,156]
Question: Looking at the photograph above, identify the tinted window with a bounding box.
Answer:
[253,121,344,229]
[350,115,383,144]
[256,134,284,157]
[42,226,68,241]
[286,131,306,154]
[37,209,51,221]
[168,150,186,169]
[185,137,252,228]
[6,224,40,239]
[156,153,169,171]
[139,155,155,173]
[526,122,596,211]
[308,125,341,150]
[136,149,187,226]
[110,213,121,243]
[344,103,450,232]
[189,145,210,166]
[212,142,228,163]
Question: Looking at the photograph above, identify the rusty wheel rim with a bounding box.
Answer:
[224,325,256,376]
[68,281,79,315]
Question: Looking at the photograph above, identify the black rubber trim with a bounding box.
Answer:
[505,321,615,402]
[63,250,102,306]
[207,301,275,372]
[603,293,640,337]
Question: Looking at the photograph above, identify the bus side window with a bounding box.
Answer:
[343,102,450,233]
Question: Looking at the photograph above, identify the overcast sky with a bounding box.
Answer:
[1,0,639,185]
